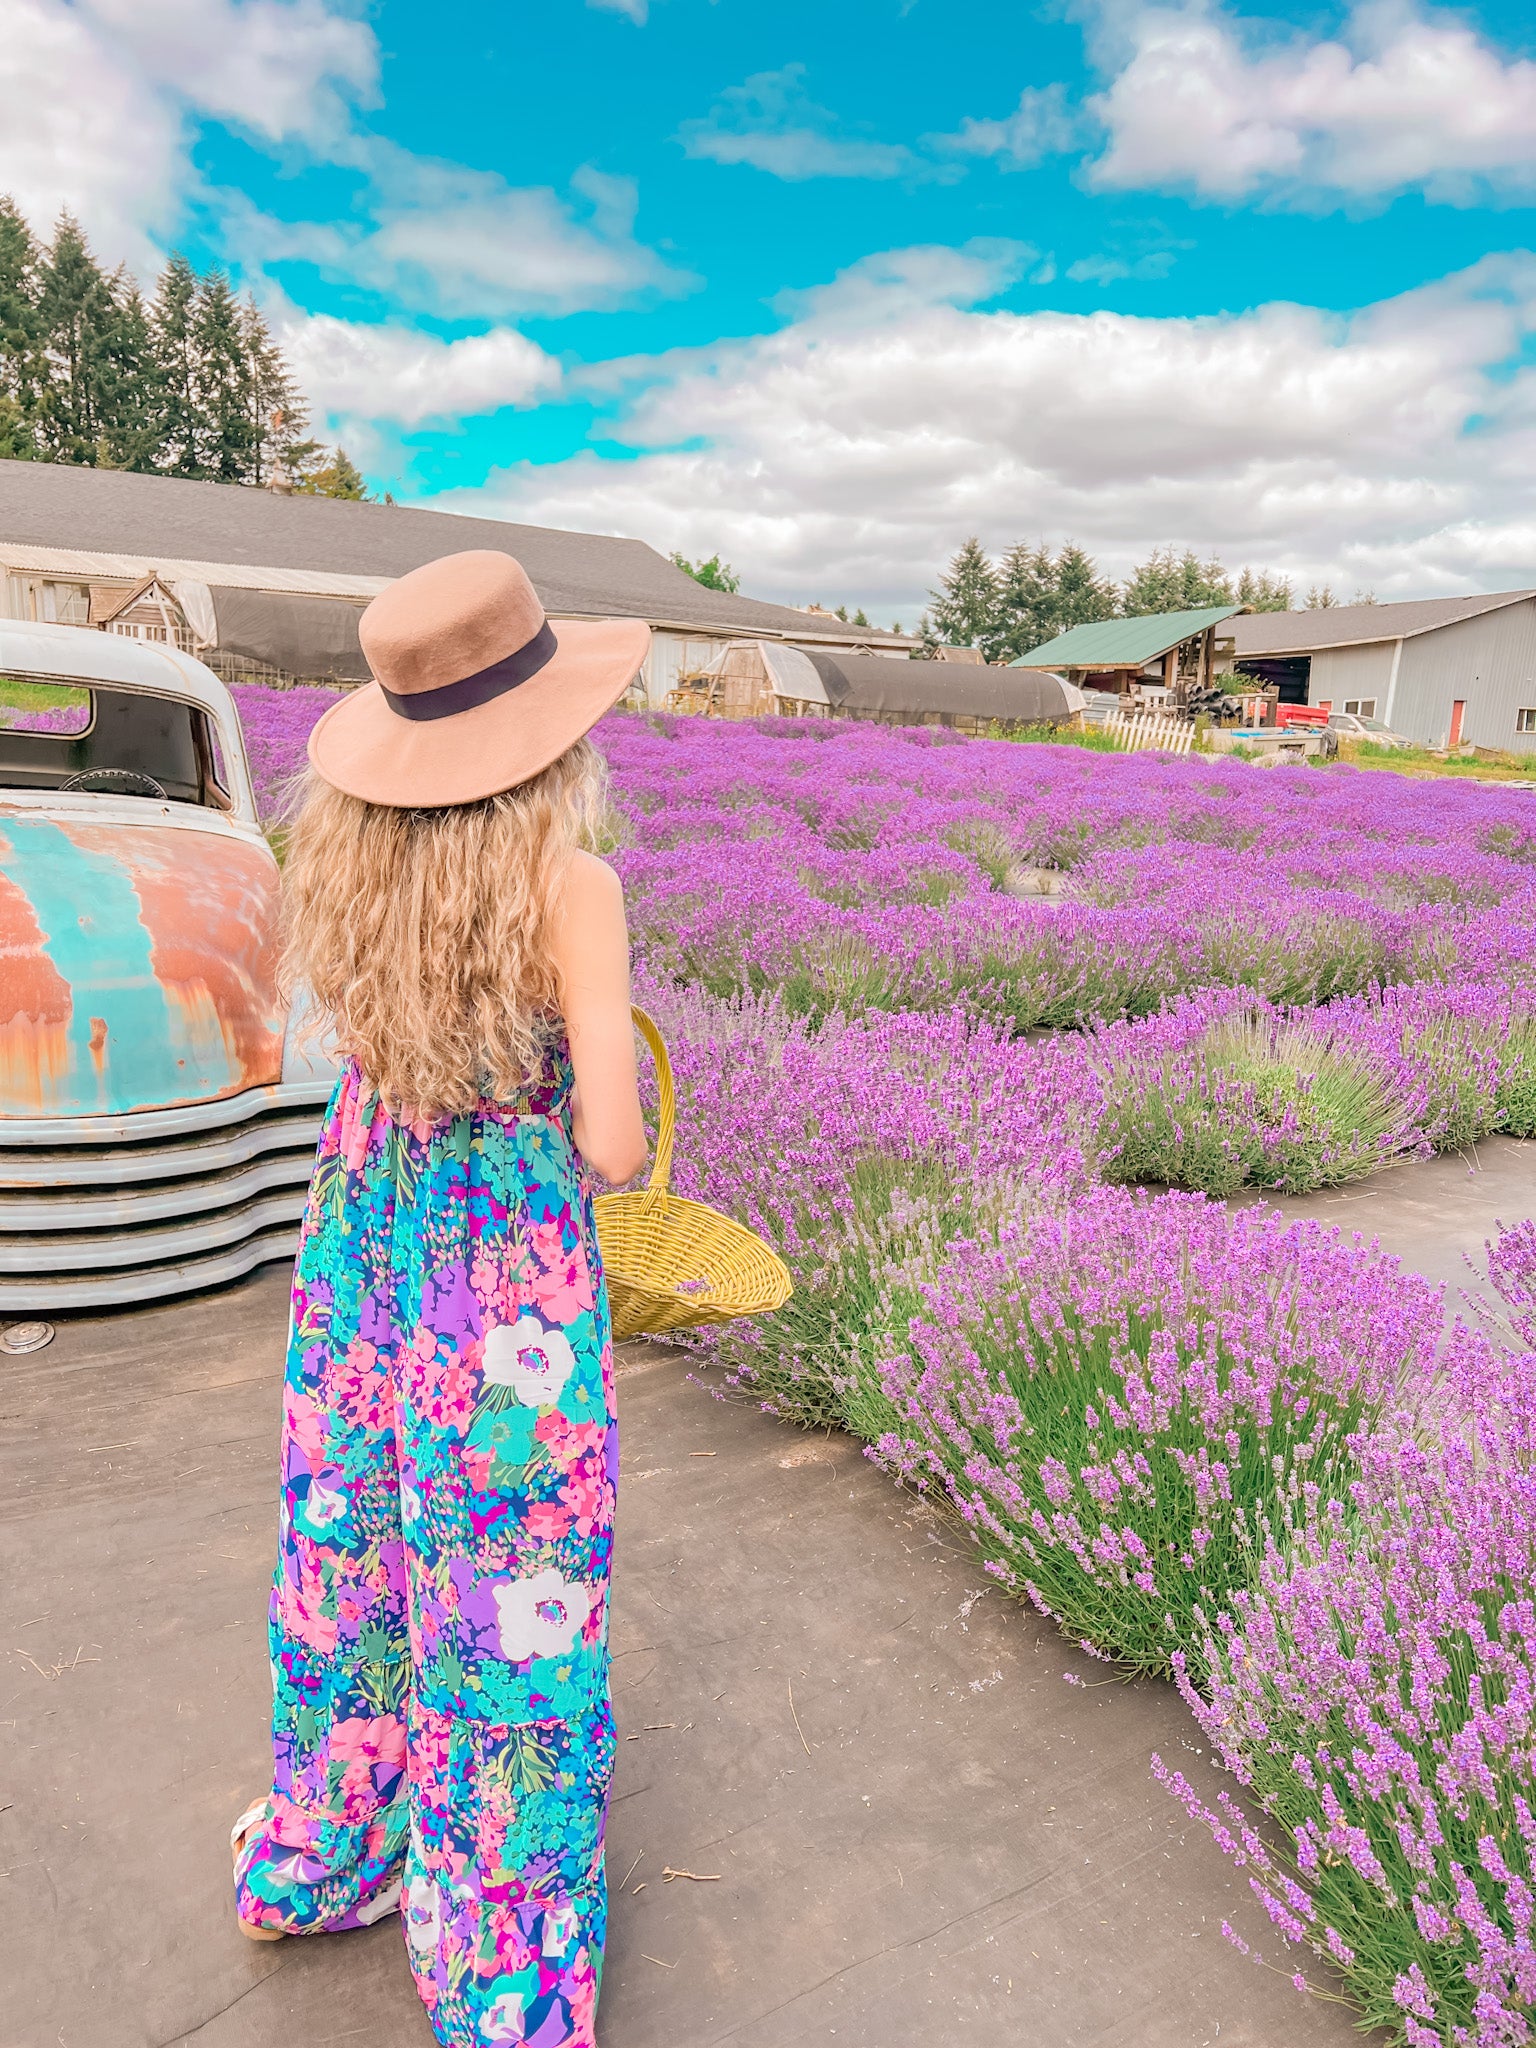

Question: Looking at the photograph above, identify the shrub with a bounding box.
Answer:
[1158,1313,1536,2046]
[869,1187,1443,1672]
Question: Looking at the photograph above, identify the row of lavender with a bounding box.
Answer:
[638,976,1536,2047]
[238,692,1536,1196]
[239,689,1536,2038]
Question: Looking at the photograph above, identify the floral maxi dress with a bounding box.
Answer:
[235,1040,616,2048]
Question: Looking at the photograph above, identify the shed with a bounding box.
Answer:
[807,650,1083,730]
[1227,590,1536,750]
[1010,606,1243,708]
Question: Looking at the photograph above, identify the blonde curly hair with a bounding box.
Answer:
[281,738,608,1119]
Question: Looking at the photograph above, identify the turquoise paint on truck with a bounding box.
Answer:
[0,814,242,1116]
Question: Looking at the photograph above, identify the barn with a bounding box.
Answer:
[0,460,915,702]
[1228,589,1536,750]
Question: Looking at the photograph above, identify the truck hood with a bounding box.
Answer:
[0,810,284,1118]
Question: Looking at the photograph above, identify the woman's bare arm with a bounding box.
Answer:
[550,850,648,1186]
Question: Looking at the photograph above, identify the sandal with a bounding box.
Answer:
[231,1799,286,1942]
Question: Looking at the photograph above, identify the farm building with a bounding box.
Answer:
[668,640,1082,728]
[1008,605,1243,709]
[0,460,916,702]
[1227,590,1536,749]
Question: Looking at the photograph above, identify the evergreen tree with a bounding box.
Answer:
[928,536,1000,650]
[1121,544,1234,615]
[295,446,371,499]
[0,198,43,456]
[988,541,1057,661]
[1053,541,1119,632]
[988,540,1117,661]
[151,253,201,477]
[1305,584,1338,609]
[1236,566,1292,612]
[243,296,310,486]
[34,212,120,464]
[851,607,870,627]
[95,272,158,471]
[192,267,254,482]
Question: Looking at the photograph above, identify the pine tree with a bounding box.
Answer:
[1236,566,1292,612]
[192,267,255,482]
[1122,545,1233,615]
[151,254,201,477]
[95,272,158,471]
[0,198,43,457]
[34,212,121,464]
[295,446,371,500]
[1052,542,1119,632]
[928,537,1000,651]
[242,296,310,487]
[988,541,1057,662]
[1305,585,1338,609]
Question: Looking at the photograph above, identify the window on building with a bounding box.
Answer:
[1517,709,1536,735]
[1343,698,1378,718]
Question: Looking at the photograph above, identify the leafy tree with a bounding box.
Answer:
[928,536,1000,650]
[295,446,371,500]
[192,268,254,483]
[1121,544,1233,616]
[670,550,741,593]
[1236,566,1292,612]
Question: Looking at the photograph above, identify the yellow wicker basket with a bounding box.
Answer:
[594,1006,793,1342]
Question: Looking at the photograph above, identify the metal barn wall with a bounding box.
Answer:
[643,629,731,707]
[1390,601,1536,751]
[1307,641,1396,717]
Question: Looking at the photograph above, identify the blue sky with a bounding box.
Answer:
[6,0,1536,615]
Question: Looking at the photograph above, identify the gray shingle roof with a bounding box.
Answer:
[0,459,892,644]
[1230,589,1535,655]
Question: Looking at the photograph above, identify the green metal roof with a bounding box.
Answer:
[1010,605,1244,671]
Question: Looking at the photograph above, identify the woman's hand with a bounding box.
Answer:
[550,852,648,1186]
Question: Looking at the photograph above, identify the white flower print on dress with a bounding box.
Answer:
[481,1314,576,1407]
[481,1989,526,2041]
[403,1872,441,1952]
[356,1876,402,1926]
[492,1566,595,1661]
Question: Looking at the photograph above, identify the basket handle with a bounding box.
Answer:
[629,1004,675,1210]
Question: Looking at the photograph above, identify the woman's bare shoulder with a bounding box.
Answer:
[561,848,624,909]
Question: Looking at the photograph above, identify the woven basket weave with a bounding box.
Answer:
[594,1006,793,1342]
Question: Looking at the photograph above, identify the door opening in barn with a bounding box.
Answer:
[1449,700,1466,747]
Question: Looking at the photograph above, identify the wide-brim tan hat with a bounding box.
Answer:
[307,548,650,807]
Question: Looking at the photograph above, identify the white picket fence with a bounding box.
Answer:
[1102,709,1195,756]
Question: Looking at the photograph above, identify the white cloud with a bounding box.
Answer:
[256,152,692,319]
[588,0,647,19]
[1065,249,1178,284]
[444,248,1536,614]
[277,312,561,429]
[0,0,377,267]
[1084,0,1536,205]
[931,83,1081,168]
[679,65,931,181]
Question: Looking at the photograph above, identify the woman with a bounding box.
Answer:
[232,550,650,2048]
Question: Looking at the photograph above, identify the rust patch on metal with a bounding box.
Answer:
[0,862,72,1114]
[88,1015,109,1075]
[61,821,285,1096]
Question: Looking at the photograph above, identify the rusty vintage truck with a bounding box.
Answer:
[0,619,333,1310]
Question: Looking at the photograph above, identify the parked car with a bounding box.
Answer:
[1327,710,1412,748]
[0,619,334,1311]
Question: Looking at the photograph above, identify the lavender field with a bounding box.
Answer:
[238,687,1536,2044]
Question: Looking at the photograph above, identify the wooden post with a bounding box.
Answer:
[1201,625,1214,696]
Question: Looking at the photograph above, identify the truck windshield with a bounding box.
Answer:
[0,674,230,807]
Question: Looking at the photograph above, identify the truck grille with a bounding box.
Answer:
[0,1083,331,1310]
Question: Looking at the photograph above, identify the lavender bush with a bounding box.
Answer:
[868,1188,1444,1671]
[1157,1310,1536,2045]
